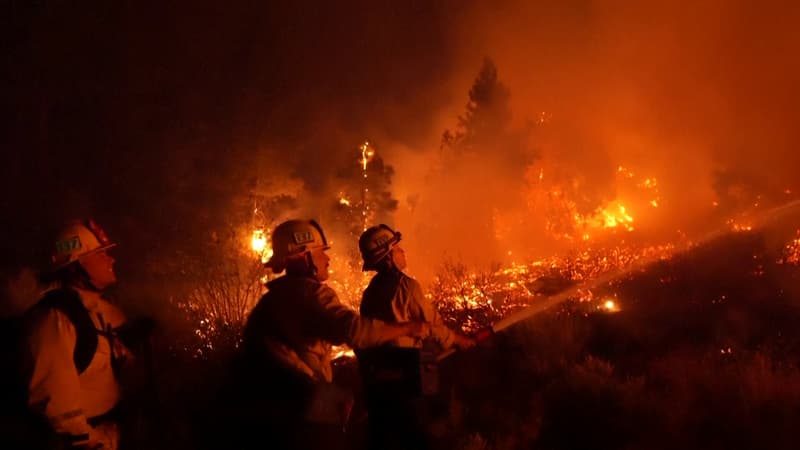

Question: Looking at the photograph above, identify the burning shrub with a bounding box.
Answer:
[167,254,264,358]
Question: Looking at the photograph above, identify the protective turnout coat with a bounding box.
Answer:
[357,269,454,450]
[360,269,454,349]
[243,274,398,383]
[24,288,128,449]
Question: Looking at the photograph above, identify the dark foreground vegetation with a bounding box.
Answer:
[429,229,800,450]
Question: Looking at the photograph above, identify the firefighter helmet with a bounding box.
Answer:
[50,219,116,271]
[265,219,330,273]
[359,224,401,271]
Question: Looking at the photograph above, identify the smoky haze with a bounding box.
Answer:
[1,1,456,277]
[2,0,799,291]
[393,0,800,283]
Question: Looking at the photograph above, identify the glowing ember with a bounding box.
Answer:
[601,299,620,312]
[537,111,551,124]
[617,165,635,178]
[726,219,753,232]
[431,242,676,333]
[360,141,375,172]
[777,230,800,266]
[331,345,355,360]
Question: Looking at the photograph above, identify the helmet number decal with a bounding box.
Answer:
[293,231,315,245]
[56,236,82,254]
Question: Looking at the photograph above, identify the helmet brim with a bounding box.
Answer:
[266,244,331,273]
[48,243,117,273]
[361,245,395,271]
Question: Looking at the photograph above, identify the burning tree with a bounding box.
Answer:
[328,141,399,297]
[160,169,305,358]
[332,141,399,236]
[164,224,267,358]
[525,163,662,243]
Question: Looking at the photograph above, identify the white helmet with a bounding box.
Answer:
[359,224,401,271]
[50,219,116,271]
[265,219,330,273]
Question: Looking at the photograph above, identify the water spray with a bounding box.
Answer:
[438,198,800,361]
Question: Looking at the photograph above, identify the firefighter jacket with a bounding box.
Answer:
[360,269,454,349]
[243,274,398,382]
[24,287,128,449]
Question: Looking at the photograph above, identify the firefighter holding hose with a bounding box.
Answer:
[357,224,475,450]
[238,219,430,450]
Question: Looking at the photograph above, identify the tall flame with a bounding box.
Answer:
[251,228,273,263]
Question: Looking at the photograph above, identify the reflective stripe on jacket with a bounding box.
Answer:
[25,288,126,448]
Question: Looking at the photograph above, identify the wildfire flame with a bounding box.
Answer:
[251,228,273,263]
[178,144,799,362]
[567,202,636,241]
[532,162,660,241]
[251,229,266,253]
[432,242,677,333]
[331,346,355,360]
[726,219,753,232]
[598,203,635,230]
[601,298,620,312]
[360,141,375,173]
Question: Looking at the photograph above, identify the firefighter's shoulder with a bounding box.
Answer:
[309,279,341,305]
[397,273,424,295]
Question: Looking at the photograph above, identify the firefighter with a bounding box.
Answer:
[357,224,475,450]
[21,219,132,449]
[238,219,430,450]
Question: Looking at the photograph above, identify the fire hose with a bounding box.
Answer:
[436,198,800,362]
[435,265,634,362]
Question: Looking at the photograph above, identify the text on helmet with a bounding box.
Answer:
[293,231,316,245]
[56,236,82,254]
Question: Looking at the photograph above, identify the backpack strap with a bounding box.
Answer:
[34,288,99,374]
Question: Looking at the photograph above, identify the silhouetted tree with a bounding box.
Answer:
[441,58,533,174]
